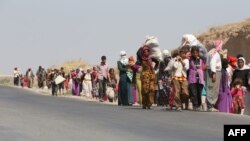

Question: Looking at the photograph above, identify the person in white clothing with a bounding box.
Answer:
[83,68,93,98]
[13,67,20,86]
[206,40,223,112]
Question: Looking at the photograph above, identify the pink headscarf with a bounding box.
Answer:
[214,40,223,51]
[211,39,223,57]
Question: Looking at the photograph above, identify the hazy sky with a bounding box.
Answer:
[1,0,250,74]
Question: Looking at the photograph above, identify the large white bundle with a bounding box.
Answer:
[182,34,198,46]
[55,75,65,85]
[145,36,160,47]
[106,86,115,100]
[144,36,163,61]
[150,47,163,61]
[181,34,208,58]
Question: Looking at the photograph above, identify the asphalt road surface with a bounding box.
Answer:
[0,86,250,141]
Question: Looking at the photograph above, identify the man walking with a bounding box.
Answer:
[97,56,109,102]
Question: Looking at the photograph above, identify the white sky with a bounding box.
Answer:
[1,0,250,74]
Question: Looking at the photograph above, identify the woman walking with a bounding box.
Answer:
[117,51,129,106]
[141,46,156,109]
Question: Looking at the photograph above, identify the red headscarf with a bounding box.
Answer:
[227,55,238,70]
[142,45,153,71]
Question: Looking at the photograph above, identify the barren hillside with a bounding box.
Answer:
[197,18,250,61]
[51,59,90,73]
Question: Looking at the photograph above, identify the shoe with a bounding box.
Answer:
[176,107,182,112]
[241,109,245,115]
[193,107,202,112]
[182,103,186,110]
[208,108,219,112]
[166,105,171,110]
[202,103,207,111]
[142,106,146,109]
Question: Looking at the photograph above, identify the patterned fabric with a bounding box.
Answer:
[141,60,156,108]
[141,71,155,94]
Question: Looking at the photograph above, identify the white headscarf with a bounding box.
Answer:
[162,49,170,57]
[120,51,128,65]
[237,57,249,70]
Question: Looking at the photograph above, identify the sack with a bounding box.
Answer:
[106,86,115,99]
[55,75,65,85]
[145,36,159,47]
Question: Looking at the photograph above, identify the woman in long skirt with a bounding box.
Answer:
[141,46,156,109]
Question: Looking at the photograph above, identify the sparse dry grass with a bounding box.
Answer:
[0,75,13,86]
[51,59,90,73]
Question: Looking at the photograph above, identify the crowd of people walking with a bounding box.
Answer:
[13,34,250,115]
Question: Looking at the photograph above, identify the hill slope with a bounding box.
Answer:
[197,18,250,61]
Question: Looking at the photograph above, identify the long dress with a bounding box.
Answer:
[118,61,129,106]
[71,71,80,96]
[216,70,232,113]
[157,56,172,106]
[141,60,155,109]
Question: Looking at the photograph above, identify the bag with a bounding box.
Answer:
[106,86,115,100]
[55,75,65,85]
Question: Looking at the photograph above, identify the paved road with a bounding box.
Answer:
[0,86,250,141]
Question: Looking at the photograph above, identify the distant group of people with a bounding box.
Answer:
[12,58,118,102]
[13,66,67,96]
[13,34,250,115]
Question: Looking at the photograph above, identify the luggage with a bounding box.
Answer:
[55,75,65,85]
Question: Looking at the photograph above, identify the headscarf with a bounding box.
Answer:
[221,59,229,92]
[162,49,170,57]
[210,39,223,57]
[120,50,128,65]
[237,57,249,70]
[142,45,153,70]
[162,49,171,66]
[227,55,238,70]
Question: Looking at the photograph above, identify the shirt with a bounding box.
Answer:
[173,58,189,78]
[207,50,222,72]
[84,73,92,81]
[97,63,109,80]
[13,70,20,78]
[188,58,205,85]
[231,87,245,97]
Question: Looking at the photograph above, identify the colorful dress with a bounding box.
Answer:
[216,70,232,113]
[231,87,245,114]
[141,46,156,109]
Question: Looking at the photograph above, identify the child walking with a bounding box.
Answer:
[231,78,246,115]
[188,46,205,111]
